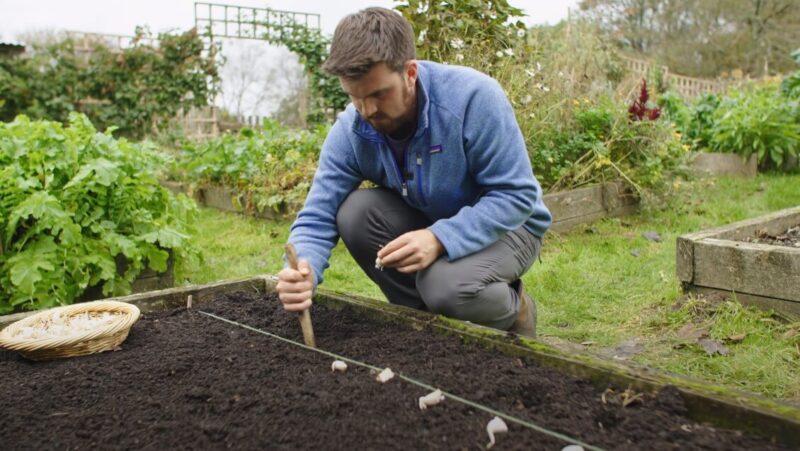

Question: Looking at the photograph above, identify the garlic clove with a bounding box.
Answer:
[418,389,445,410]
[374,256,384,271]
[485,416,508,449]
[331,360,348,372]
[376,367,395,383]
[562,446,585,451]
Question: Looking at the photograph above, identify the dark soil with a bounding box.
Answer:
[744,224,800,248]
[0,292,790,450]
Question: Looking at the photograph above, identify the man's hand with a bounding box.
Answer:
[377,229,444,273]
[276,260,314,312]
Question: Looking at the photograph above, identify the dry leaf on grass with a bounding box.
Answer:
[677,323,709,341]
[724,333,746,343]
[698,338,729,356]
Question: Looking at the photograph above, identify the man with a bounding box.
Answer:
[276,7,551,337]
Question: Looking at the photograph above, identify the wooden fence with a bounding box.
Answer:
[175,107,273,140]
[176,106,220,140]
[622,56,729,98]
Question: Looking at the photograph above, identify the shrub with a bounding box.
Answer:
[0,28,218,139]
[708,85,799,168]
[0,114,197,313]
[682,93,721,151]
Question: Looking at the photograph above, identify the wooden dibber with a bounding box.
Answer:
[284,243,317,348]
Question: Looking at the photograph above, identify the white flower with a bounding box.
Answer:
[455,53,464,62]
[542,86,551,92]
[517,29,526,38]
[495,50,504,58]
[558,71,564,77]
[450,38,464,49]
[521,94,532,104]
[536,61,542,71]
[525,69,536,78]
[503,48,514,57]
[535,83,543,90]
[418,29,427,43]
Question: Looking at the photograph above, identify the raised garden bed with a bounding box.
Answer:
[2,277,798,449]
[163,180,639,232]
[161,181,292,220]
[689,152,758,178]
[677,206,800,318]
[544,182,638,232]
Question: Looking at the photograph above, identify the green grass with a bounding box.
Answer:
[178,173,800,402]
[175,210,384,300]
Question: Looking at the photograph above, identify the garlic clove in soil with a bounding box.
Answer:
[418,389,445,410]
[562,446,585,451]
[376,367,395,383]
[485,416,508,449]
[331,360,348,372]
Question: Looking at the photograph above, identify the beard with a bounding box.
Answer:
[365,83,416,137]
[367,114,401,135]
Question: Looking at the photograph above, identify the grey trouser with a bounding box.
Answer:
[336,188,542,331]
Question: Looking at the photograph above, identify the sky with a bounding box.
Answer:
[0,1,579,40]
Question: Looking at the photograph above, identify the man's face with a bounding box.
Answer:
[340,61,418,136]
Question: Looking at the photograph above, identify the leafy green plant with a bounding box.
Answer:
[676,93,721,152]
[172,120,327,214]
[657,90,690,130]
[0,114,198,313]
[709,85,799,168]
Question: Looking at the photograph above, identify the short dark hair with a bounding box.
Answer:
[322,7,416,79]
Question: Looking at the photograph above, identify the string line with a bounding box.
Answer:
[198,310,605,451]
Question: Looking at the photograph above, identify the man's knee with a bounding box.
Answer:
[416,262,482,318]
[336,189,384,244]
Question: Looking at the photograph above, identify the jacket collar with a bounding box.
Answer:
[350,61,431,144]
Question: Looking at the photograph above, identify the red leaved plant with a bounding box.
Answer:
[628,79,661,121]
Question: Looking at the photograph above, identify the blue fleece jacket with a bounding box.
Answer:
[288,61,552,286]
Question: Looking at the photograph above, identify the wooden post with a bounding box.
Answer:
[284,243,316,348]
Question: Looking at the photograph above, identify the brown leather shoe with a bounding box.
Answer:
[509,280,537,338]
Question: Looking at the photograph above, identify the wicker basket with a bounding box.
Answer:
[0,301,141,361]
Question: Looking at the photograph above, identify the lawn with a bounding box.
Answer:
[176,173,800,402]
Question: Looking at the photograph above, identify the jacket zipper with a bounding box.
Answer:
[383,140,410,200]
[415,152,428,206]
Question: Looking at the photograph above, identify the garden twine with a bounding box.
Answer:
[198,310,605,451]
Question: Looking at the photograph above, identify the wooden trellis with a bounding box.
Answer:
[194,2,320,42]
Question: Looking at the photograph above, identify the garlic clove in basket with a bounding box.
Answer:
[418,389,445,410]
[17,327,34,340]
[485,416,508,449]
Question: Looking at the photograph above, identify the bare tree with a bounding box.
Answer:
[218,39,307,122]
[578,0,800,77]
